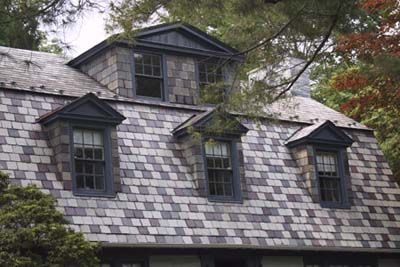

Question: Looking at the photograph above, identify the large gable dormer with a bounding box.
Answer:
[68,22,242,106]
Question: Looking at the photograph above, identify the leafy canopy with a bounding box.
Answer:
[0,172,99,267]
[312,0,400,180]
[107,0,368,114]
[0,0,99,52]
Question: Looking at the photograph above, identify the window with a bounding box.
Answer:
[204,140,241,201]
[73,128,106,192]
[134,52,163,99]
[198,61,225,103]
[72,127,114,196]
[315,150,349,208]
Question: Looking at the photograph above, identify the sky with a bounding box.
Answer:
[57,6,109,58]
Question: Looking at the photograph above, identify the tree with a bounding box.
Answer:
[0,0,99,52]
[0,172,99,267]
[107,0,369,114]
[312,0,400,180]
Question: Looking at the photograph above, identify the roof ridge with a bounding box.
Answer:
[0,45,66,58]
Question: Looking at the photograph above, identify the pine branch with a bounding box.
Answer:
[273,2,343,101]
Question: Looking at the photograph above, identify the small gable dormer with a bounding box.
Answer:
[38,93,125,196]
[173,109,248,202]
[68,22,242,106]
[286,120,354,208]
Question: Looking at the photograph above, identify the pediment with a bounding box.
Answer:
[136,23,238,54]
[173,109,248,138]
[285,120,353,147]
[38,93,126,125]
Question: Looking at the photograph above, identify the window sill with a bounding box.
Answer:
[207,196,243,204]
[73,191,117,198]
[320,201,351,210]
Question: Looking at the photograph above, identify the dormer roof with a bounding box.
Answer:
[172,108,248,138]
[37,92,126,125]
[68,22,243,68]
[285,120,354,148]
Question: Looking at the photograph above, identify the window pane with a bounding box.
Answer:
[73,129,83,144]
[85,175,95,189]
[93,131,103,145]
[143,54,152,65]
[94,148,103,160]
[84,148,94,159]
[152,55,161,66]
[76,175,84,189]
[144,65,152,76]
[95,176,105,190]
[75,160,83,173]
[94,162,104,175]
[75,147,83,159]
[153,66,161,77]
[83,130,93,145]
[136,76,162,98]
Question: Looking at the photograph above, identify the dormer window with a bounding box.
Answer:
[198,62,224,88]
[73,128,106,192]
[204,140,236,198]
[197,61,225,104]
[316,150,343,204]
[133,52,164,99]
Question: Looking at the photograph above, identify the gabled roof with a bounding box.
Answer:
[172,108,248,137]
[285,120,354,147]
[68,22,243,67]
[37,92,126,125]
[135,22,239,53]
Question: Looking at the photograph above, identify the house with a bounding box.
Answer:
[0,22,400,267]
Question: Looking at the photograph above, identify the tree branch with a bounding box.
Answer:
[273,2,343,101]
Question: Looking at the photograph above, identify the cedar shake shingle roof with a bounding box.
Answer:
[0,46,399,252]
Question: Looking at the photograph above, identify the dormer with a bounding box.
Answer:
[38,93,125,196]
[173,109,248,202]
[68,22,243,105]
[286,120,354,208]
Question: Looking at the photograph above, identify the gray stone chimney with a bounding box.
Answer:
[247,57,311,98]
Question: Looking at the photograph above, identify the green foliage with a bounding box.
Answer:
[0,172,99,267]
[0,0,97,51]
[107,0,371,119]
[312,61,400,181]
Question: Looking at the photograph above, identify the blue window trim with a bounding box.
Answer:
[202,136,242,203]
[69,122,115,197]
[313,145,350,209]
[130,49,169,102]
